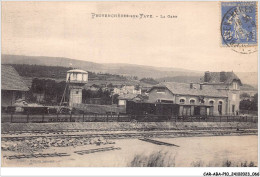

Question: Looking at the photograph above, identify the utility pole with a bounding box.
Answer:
[111,90,114,115]
[111,92,114,105]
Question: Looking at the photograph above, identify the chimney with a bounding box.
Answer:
[200,84,203,90]
[220,71,226,82]
[204,71,210,82]
[190,83,193,89]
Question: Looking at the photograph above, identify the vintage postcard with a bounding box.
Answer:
[1,1,258,174]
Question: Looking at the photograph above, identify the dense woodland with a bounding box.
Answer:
[27,78,117,105]
[10,64,127,81]
[82,89,119,105]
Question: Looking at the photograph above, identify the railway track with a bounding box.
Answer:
[74,146,121,155]
[139,138,180,147]
[1,126,250,135]
[2,129,257,142]
[4,147,121,160]
[2,131,197,141]
[5,152,70,160]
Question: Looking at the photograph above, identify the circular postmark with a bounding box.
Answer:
[221,4,257,54]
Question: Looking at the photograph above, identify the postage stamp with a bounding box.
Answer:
[221,1,257,54]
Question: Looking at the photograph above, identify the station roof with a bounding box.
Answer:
[201,72,242,85]
[118,94,139,100]
[1,65,29,91]
[147,82,228,98]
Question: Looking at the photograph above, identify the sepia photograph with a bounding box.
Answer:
[0,0,259,174]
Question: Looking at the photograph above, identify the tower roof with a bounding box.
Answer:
[67,69,88,74]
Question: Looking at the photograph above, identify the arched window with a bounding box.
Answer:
[180,99,185,104]
[190,99,195,104]
[209,100,214,105]
[233,82,238,90]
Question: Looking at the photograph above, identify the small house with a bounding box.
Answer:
[1,65,29,109]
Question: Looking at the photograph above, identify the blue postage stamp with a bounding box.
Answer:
[221,1,257,49]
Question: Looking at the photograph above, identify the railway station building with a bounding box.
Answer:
[143,71,242,116]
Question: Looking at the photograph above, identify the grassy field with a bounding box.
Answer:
[130,151,257,167]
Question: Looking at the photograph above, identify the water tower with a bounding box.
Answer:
[66,69,88,107]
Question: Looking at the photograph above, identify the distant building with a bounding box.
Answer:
[118,94,145,107]
[113,85,141,95]
[1,65,29,107]
[145,71,242,116]
[141,86,152,94]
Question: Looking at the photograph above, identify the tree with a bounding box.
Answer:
[133,76,138,80]
[252,93,258,111]
[55,81,67,104]
[30,78,67,105]
[31,78,45,93]
[82,89,94,102]
[140,78,159,85]
[82,88,113,105]
[107,83,114,88]
[239,93,258,111]
[112,94,119,104]
[25,88,37,103]
[97,88,104,98]
[239,99,252,110]
[240,93,250,100]
[135,84,140,90]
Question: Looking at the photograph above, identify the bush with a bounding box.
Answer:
[140,78,159,85]
[129,151,175,167]
[191,159,257,167]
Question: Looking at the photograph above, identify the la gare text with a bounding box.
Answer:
[91,13,177,19]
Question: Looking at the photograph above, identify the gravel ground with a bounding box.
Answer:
[1,121,258,167]
[1,135,258,167]
[2,137,115,153]
[2,122,257,132]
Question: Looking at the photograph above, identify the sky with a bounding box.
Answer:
[2,1,258,72]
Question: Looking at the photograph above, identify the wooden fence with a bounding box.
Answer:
[72,103,126,114]
[1,113,258,123]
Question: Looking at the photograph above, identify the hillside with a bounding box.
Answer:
[240,84,258,91]
[1,54,102,71]
[1,54,202,79]
[3,64,154,88]
[157,76,201,83]
[235,72,258,89]
[7,64,127,81]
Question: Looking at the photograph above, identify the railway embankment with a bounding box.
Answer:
[2,121,257,133]
[1,122,257,161]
